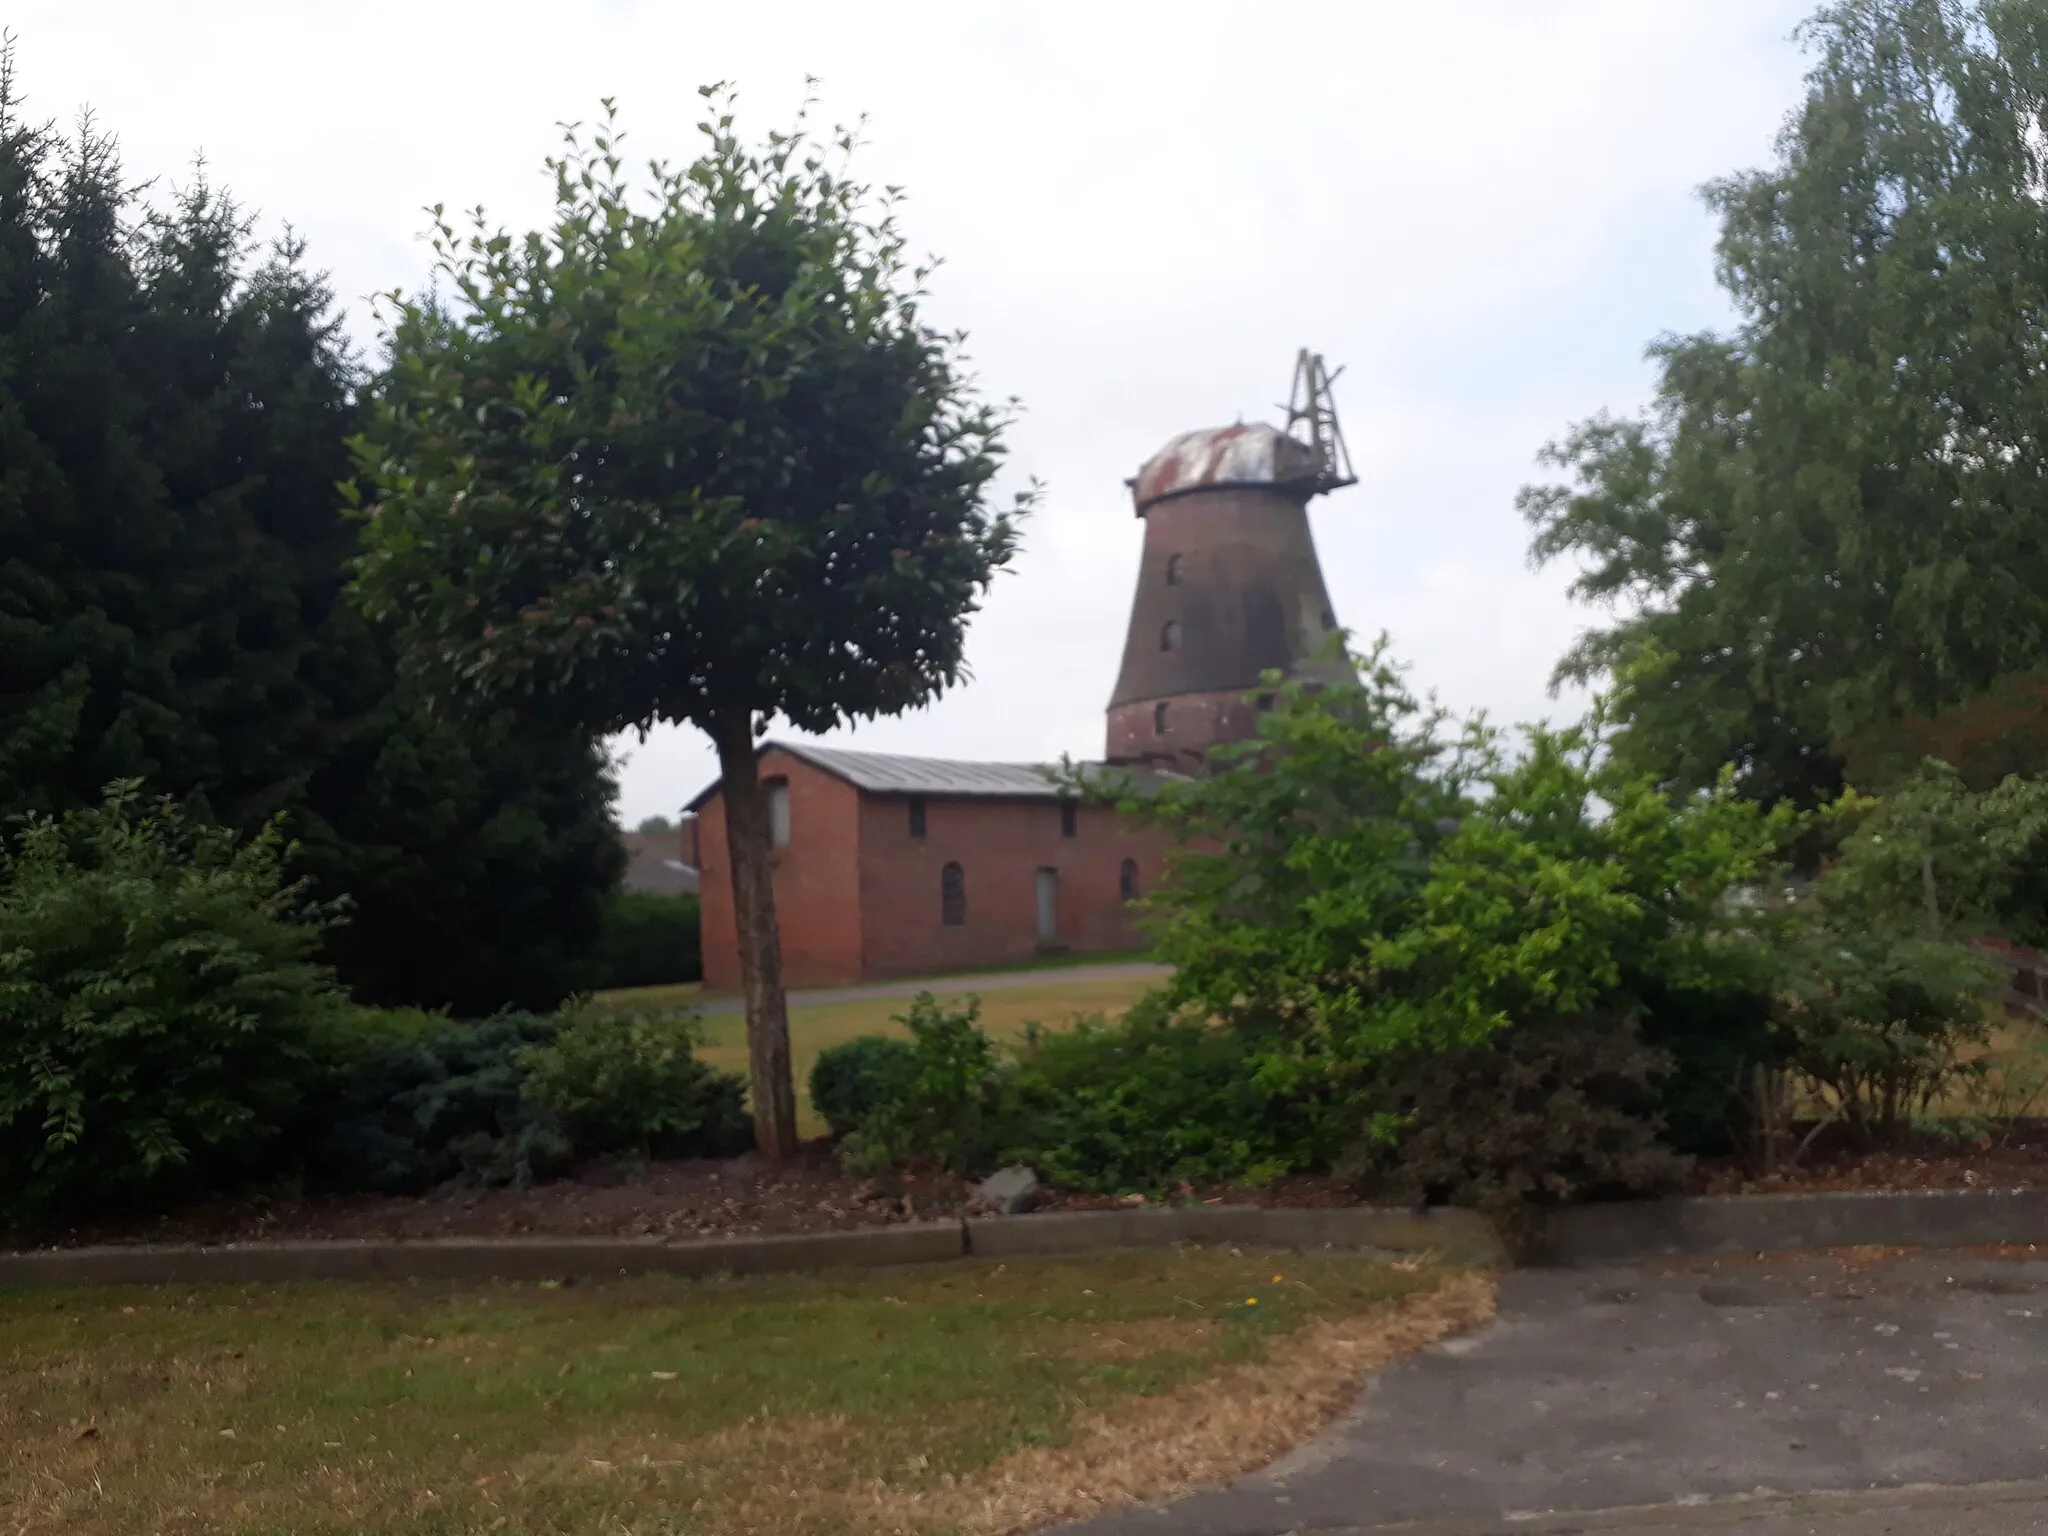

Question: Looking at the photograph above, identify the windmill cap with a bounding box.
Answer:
[1130,422,1322,515]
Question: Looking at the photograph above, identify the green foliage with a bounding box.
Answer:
[310,1011,571,1193]
[1108,646,1789,1121]
[0,55,623,1017]
[594,892,702,991]
[520,1008,749,1159]
[997,1006,1328,1193]
[0,784,349,1221]
[839,994,1002,1176]
[808,1035,918,1139]
[1765,762,2030,1137]
[348,92,1028,744]
[1343,1012,1688,1259]
[1522,0,2048,805]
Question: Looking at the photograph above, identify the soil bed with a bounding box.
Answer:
[1689,1122,2048,1196]
[14,1129,2048,1252]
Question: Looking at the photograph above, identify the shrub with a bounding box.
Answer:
[838,993,1002,1175]
[1344,1011,1688,1259]
[595,892,702,991]
[310,1012,570,1193]
[996,1007,1335,1193]
[0,784,349,1223]
[520,1008,750,1159]
[809,1035,918,1139]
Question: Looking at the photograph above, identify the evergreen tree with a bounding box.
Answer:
[0,50,622,1012]
[1523,0,2048,803]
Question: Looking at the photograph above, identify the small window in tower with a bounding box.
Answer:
[1119,858,1140,901]
[908,796,927,838]
[1321,607,1336,630]
[1160,620,1181,653]
[1060,800,1077,838]
[941,862,966,926]
[1164,553,1184,586]
[1154,701,1170,734]
[766,778,791,848]
[1256,692,1276,713]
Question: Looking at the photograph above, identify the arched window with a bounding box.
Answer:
[1159,620,1181,653]
[940,862,966,926]
[1164,553,1184,586]
[1153,701,1170,734]
[1119,858,1140,901]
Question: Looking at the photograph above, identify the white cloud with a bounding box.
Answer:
[10,0,1816,820]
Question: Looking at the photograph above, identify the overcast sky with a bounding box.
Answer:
[13,1,1817,824]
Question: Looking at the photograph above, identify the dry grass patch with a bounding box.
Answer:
[0,1250,1491,1536]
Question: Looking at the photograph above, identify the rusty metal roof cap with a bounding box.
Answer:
[1131,422,1320,515]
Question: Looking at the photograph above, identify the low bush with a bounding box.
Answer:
[521,1008,750,1159]
[809,1035,918,1139]
[0,784,350,1224]
[1343,1010,1688,1259]
[309,1012,570,1193]
[997,1006,1334,1192]
[838,994,1002,1176]
[594,892,702,991]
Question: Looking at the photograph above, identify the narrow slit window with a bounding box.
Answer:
[1159,620,1182,653]
[908,796,927,838]
[1119,858,1140,901]
[1060,800,1077,838]
[941,862,966,926]
[1154,701,1170,734]
[1164,552,1184,586]
[766,778,791,848]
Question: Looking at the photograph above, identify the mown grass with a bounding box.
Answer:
[0,1250,1488,1536]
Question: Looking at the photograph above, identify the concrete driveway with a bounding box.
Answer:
[1060,1251,2048,1535]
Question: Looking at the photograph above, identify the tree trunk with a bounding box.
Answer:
[713,712,799,1160]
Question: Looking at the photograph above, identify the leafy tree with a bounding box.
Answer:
[1094,644,1791,1171]
[0,52,624,1014]
[1522,0,2048,807]
[350,95,1027,1155]
[635,815,674,834]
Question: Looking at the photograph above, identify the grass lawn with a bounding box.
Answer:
[0,1250,1492,1536]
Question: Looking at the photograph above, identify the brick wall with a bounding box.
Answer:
[856,794,1172,980]
[697,748,864,991]
[698,750,1175,988]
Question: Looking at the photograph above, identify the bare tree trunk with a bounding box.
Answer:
[713,712,798,1161]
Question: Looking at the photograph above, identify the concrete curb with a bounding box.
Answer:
[967,1204,1505,1264]
[6,1188,2046,1289]
[1545,1186,2048,1266]
[0,1221,967,1289]
[0,1203,1492,1290]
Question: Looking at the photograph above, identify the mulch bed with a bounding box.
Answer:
[1689,1123,2048,1196]
[15,1129,2048,1252]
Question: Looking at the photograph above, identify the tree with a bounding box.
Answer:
[350,94,1027,1156]
[1522,0,2048,806]
[0,50,624,1014]
[635,815,674,833]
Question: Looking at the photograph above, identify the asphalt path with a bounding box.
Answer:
[1058,1251,2048,1536]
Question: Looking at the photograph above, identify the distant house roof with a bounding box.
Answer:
[620,832,701,895]
[686,740,1182,812]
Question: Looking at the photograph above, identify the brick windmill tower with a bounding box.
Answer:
[1106,351,1357,769]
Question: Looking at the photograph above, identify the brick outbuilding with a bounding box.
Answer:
[688,742,1178,990]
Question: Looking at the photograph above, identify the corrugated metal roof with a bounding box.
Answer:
[1131,422,1321,515]
[686,741,1182,810]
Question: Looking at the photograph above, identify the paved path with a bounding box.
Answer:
[1059,1252,2048,1535]
[697,960,1169,1016]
